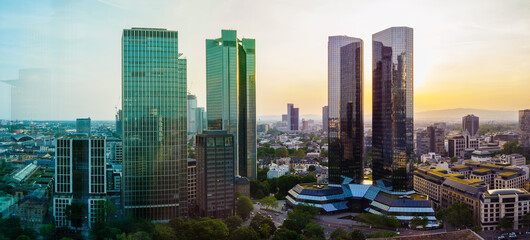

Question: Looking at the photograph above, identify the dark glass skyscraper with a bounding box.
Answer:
[206,30,256,180]
[328,36,364,184]
[122,28,187,219]
[287,104,299,131]
[76,117,91,136]
[462,114,479,138]
[372,27,414,191]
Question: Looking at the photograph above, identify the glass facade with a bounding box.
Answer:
[122,28,187,220]
[462,114,479,137]
[372,27,414,191]
[206,30,256,180]
[327,36,364,184]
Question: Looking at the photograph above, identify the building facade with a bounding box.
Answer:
[287,103,299,131]
[196,131,235,218]
[480,189,530,231]
[328,36,364,184]
[206,29,256,180]
[427,125,445,154]
[76,118,91,136]
[463,114,479,138]
[187,95,198,136]
[372,27,414,191]
[520,110,530,149]
[53,137,106,229]
[322,106,329,133]
[122,28,188,219]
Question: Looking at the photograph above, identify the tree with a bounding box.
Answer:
[303,221,324,240]
[443,202,473,228]
[294,149,306,158]
[230,226,259,240]
[283,205,319,233]
[250,213,276,238]
[472,226,482,233]
[40,224,56,240]
[301,174,317,183]
[257,167,270,182]
[451,157,458,163]
[189,218,229,240]
[319,150,328,158]
[272,227,304,240]
[350,229,366,240]
[15,236,30,240]
[410,215,423,228]
[275,147,289,158]
[260,196,279,210]
[307,165,316,172]
[235,196,254,219]
[225,216,243,233]
[330,228,349,240]
[152,223,177,240]
[498,216,513,230]
[65,203,83,230]
[522,212,530,229]
[168,218,193,239]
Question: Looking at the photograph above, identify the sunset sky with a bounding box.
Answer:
[0,0,529,120]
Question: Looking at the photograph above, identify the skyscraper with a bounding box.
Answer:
[427,125,445,154]
[328,36,364,184]
[372,27,414,191]
[206,30,256,180]
[54,137,106,230]
[463,114,479,138]
[116,109,122,137]
[122,28,187,219]
[322,106,329,133]
[287,103,299,131]
[196,130,235,218]
[76,117,91,136]
[519,109,530,149]
[187,95,198,136]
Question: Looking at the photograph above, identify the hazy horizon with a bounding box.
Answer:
[1,0,529,120]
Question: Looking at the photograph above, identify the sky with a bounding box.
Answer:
[0,0,529,120]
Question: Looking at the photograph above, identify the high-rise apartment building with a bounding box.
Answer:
[287,104,299,131]
[327,36,364,184]
[519,109,530,149]
[122,28,187,219]
[196,131,235,219]
[53,137,106,230]
[463,114,479,138]
[372,27,414,191]
[322,106,329,133]
[206,30,256,180]
[76,118,91,136]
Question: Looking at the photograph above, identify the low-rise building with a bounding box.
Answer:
[440,177,488,224]
[267,164,290,178]
[18,188,47,229]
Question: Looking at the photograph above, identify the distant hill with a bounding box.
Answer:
[414,108,518,123]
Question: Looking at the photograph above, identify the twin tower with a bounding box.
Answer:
[327,27,414,191]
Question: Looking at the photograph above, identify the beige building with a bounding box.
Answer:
[480,189,530,231]
[440,177,488,224]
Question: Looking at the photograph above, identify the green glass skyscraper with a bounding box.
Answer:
[206,30,256,180]
[122,28,187,220]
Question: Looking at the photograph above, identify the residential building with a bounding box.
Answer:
[463,114,479,138]
[122,28,188,219]
[53,137,106,230]
[520,110,530,149]
[206,29,256,180]
[327,35,364,185]
[267,164,290,178]
[76,118,91,136]
[480,189,530,230]
[196,130,235,218]
[372,27,414,190]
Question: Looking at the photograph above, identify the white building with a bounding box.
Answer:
[267,164,290,179]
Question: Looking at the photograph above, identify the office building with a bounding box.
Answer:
[301,119,309,131]
[187,159,197,208]
[122,28,188,219]
[416,130,430,158]
[188,95,198,136]
[196,131,235,218]
[76,118,91,136]
[327,36,364,184]
[520,109,530,149]
[322,106,329,132]
[287,104,299,131]
[448,135,479,158]
[197,107,206,134]
[53,137,106,229]
[206,29,256,180]
[257,124,269,133]
[463,114,479,138]
[116,109,122,137]
[480,189,530,231]
[372,27,414,190]
[427,125,445,154]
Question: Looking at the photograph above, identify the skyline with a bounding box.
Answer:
[1,0,530,120]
